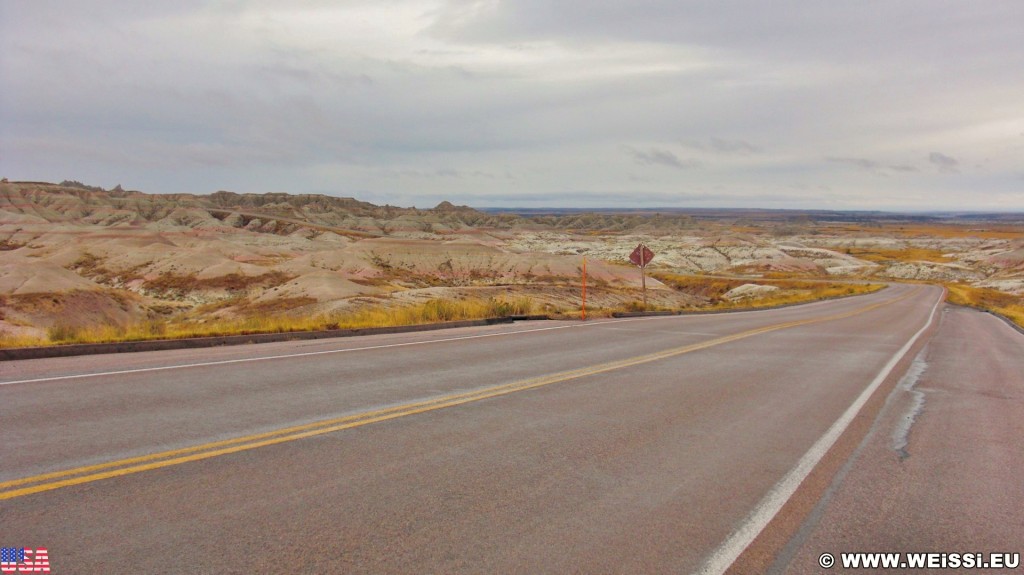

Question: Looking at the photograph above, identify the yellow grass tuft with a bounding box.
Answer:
[0,332,49,348]
[945,284,1024,329]
[4,296,536,348]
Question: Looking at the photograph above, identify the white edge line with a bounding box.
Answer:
[697,286,944,575]
[0,286,898,387]
[0,314,714,386]
[0,323,578,386]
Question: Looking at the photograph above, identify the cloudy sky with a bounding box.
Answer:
[2,1,1022,210]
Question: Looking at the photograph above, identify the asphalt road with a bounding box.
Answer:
[4,283,1013,574]
[770,304,1024,575]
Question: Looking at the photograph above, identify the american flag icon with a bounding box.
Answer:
[0,547,50,573]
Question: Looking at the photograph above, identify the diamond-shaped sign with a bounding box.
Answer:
[629,244,655,267]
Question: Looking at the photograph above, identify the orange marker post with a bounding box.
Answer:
[581,256,587,321]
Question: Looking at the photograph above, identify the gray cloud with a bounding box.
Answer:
[1,1,1021,210]
[888,165,919,173]
[625,146,701,170]
[429,1,1024,74]
[381,167,513,180]
[827,157,882,171]
[709,137,762,154]
[683,137,762,155]
[929,152,960,173]
[827,157,920,175]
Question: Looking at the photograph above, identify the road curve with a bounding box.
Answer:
[0,284,968,573]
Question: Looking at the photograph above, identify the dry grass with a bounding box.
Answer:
[842,247,953,264]
[890,224,1023,240]
[0,332,49,348]
[231,296,319,316]
[144,271,295,294]
[824,223,1024,240]
[324,296,534,329]
[815,222,1024,239]
[69,253,149,285]
[701,283,884,310]
[349,277,394,287]
[654,272,885,310]
[4,296,536,348]
[945,283,1024,329]
[69,255,300,294]
[653,274,749,299]
[552,280,883,320]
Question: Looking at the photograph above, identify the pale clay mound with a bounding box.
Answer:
[508,234,871,275]
[724,284,781,300]
[882,261,985,282]
[0,258,103,294]
[977,278,1024,295]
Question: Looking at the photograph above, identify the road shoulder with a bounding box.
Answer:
[772,305,1024,574]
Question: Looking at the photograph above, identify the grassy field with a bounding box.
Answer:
[945,283,1024,329]
[560,275,885,319]
[653,273,885,310]
[1,296,535,348]
[841,246,953,264]
[0,275,889,347]
[821,223,1024,240]
[13,276,1013,349]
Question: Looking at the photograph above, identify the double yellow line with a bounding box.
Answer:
[0,288,918,501]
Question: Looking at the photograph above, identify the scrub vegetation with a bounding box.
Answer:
[17,296,537,346]
[841,247,952,264]
[653,273,886,310]
[11,296,530,346]
[945,284,1024,329]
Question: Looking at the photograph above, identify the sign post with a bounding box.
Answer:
[629,243,655,308]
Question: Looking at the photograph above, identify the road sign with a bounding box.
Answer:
[629,243,655,307]
[630,244,655,267]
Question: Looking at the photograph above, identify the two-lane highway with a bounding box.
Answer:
[0,285,965,572]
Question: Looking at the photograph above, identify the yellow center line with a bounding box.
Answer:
[0,288,920,501]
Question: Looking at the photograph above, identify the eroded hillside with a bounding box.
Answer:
[1,181,1021,343]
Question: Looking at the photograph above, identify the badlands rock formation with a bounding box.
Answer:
[1,180,1021,340]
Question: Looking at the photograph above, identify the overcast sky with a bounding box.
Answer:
[2,1,1022,210]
